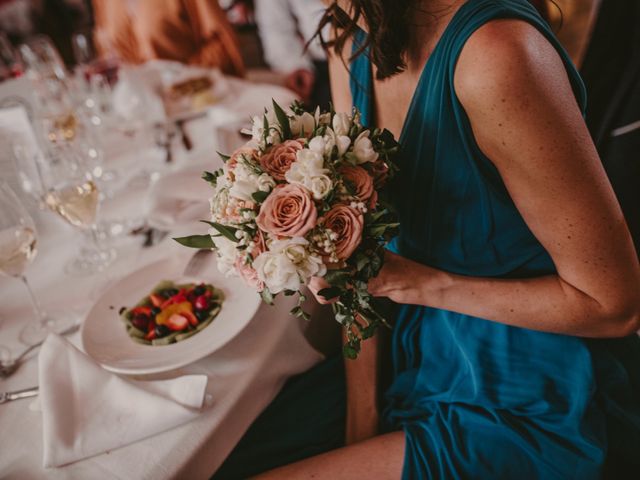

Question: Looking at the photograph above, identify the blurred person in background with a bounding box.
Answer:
[549,0,640,259]
[254,0,330,108]
[91,0,245,76]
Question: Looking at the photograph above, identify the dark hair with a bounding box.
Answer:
[315,1,554,81]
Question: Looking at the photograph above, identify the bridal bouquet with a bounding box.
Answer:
[176,101,399,357]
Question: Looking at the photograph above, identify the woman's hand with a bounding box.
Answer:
[308,276,338,305]
[367,251,433,304]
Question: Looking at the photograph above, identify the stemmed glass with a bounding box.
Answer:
[0,182,76,344]
[39,144,116,275]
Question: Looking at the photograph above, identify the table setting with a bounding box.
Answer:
[0,50,330,479]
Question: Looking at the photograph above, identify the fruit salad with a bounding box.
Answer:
[121,281,224,346]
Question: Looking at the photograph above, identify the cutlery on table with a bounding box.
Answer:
[0,323,80,378]
[0,386,39,404]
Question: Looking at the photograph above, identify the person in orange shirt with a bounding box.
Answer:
[92,0,245,76]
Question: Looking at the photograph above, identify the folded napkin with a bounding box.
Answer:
[39,334,208,468]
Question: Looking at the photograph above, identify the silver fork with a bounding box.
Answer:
[0,386,39,404]
[0,323,80,378]
[183,249,213,277]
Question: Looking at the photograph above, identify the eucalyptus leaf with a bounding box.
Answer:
[200,221,239,243]
[173,234,214,249]
[317,287,341,301]
[252,190,269,203]
[272,99,292,139]
[216,151,231,163]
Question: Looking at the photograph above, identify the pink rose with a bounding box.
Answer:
[340,165,375,203]
[323,204,364,260]
[228,146,259,171]
[256,184,317,237]
[259,140,304,181]
[235,257,264,291]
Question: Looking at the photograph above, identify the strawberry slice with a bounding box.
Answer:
[145,321,157,340]
[166,313,189,331]
[183,310,199,327]
[132,306,152,316]
[149,294,164,308]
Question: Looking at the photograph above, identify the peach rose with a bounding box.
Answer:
[256,184,317,237]
[259,140,304,181]
[340,165,374,203]
[323,204,364,260]
[228,146,259,171]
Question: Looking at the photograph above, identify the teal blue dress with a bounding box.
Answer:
[350,0,640,478]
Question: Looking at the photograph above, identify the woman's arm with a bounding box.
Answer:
[369,19,640,338]
[323,26,381,444]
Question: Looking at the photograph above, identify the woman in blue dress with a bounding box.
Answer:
[250,0,640,478]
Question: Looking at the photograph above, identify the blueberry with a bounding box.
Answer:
[195,310,209,322]
[163,288,179,297]
[193,285,206,296]
[131,314,149,331]
[151,307,161,316]
[155,324,170,337]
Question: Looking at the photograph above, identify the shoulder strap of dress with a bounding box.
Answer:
[445,0,587,113]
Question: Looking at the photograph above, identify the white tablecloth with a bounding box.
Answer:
[0,70,329,479]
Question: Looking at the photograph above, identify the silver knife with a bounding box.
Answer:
[0,386,39,404]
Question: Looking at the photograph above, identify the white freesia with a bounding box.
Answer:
[285,149,333,199]
[209,186,230,222]
[245,109,281,147]
[254,238,326,293]
[228,162,258,201]
[211,233,239,277]
[352,130,379,164]
[290,112,315,137]
[308,134,333,156]
[332,112,352,136]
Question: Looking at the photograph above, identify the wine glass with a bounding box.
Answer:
[0,32,23,81]
[40,144,116,275]
[0,181,76,344]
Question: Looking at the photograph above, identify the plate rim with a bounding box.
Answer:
[81,257,261,375]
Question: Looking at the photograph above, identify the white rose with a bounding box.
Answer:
[255,238,326,293]
[253,250,301,293]
[285,149,333,199]
[211,233,239,277]
[352,130,379,164]
[210,186,230,221]
[290,112,315,137]
[332,112,352,136]
[257,173,275,192]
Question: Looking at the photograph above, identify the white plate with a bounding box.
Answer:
[81,257,261,374]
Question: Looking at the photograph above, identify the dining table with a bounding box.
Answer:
[0,64,332,479]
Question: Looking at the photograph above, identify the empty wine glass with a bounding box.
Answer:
[0,181,76,344]
[40,144,116,275]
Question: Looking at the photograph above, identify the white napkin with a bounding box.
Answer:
[38,334,208,468]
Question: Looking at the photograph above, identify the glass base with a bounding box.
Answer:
[19,311,79,345]
[64,245,117,276]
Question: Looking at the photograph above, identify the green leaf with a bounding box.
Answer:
[272,99,292,139]
[261,288,274,305]
[263,114,269,143]
[342,344,359,359]
[200,221,239,243]
[173,235,214,249]
[317,287,341,301]
[324,269,351,285]
[251,190,269,203]
[216,151,231,163]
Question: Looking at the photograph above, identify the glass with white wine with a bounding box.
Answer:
[0,182,76,344]
[40,144,116,275]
